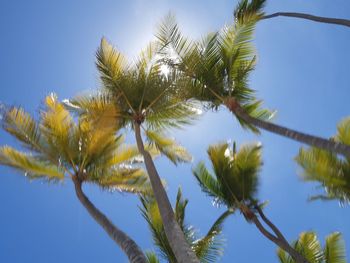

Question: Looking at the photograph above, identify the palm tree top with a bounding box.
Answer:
[193,141,262,209]
[0,94,152,194]
[156,14,275,133]
[94,37,200,131]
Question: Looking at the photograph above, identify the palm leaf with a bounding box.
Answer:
[324,232,346,263]
[293,232,323,263]
[277,249,294,263]
[96,37,129,93]
[3,107,43,152]
[0,146,65,180]
[336,118,350,146]
[145,251,161,263]
[192,162,225,203]
[234,0,266,24]
[95,168,152,195]
[145,130,192,165]
[192,210,232,263]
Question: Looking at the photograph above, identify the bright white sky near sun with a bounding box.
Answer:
[0,1,350,262]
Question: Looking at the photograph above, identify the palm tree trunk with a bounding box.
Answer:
[262,12,350,28]
[240,205,308,263]
[225,98,350,157]
[73,177,147,263]
[134,122,200,263]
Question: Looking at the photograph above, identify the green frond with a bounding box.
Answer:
[295,147,350,203]
[156,13,194,60]
[324,232,346,263]
[140,195,177,262]
[0,146,65,180]
[293,232,323,263]
[145,130,192,165]
[192,162,225,203]
[192,210,232,262]
[295,117,350,203]
[336,117,350,145]
[277,231,346,263]
[146,100,201,130]
[145,251,160,263]
[237,100,276,134]
[96,37,129,93]
[234,0,266,24]
[277,249,294,263]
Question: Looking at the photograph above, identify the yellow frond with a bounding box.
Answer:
[0,146,65,180]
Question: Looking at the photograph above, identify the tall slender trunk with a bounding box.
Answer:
[225,98,350,157]
[262,12,350,28]
[241,205,308,263]
[73,177,147,263]
[134,122,200,263]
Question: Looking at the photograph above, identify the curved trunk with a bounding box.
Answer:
[73,178,147,263]
[134,122,200,263]
[262,12,350,28]
[225,99,350,157]
[240,205,308,263]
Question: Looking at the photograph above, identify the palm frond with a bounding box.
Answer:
[3,107,43,152]
[336,118,350,145]
[40,94,78,165]
[146,100,201,130]
[145,130,192,165]
[324,232,346,263]
[0,146,65,180]
[293,232,323,263]
[192,162,225,203]
[192,210,232,263]
[140,195,177,262]
[234,0,266,24]
[277,249,294,263]
[237,100,276,134]
[96,37,129,93]
[145,251,161,263]
[94,168,152,195]
[295,147,350,203]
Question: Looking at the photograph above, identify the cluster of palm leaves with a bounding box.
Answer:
[1,0,350,262]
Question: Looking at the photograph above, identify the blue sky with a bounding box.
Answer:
[1,0,350,262]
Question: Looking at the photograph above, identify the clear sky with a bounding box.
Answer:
[0,0,350,262]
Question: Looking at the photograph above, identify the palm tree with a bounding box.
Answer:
[0,94,151,263]
[295,118,350,204]
[234,0,350,28]
[277,232,346,263]
[193,141,309,263]
[67,38,201,263]
[140,187,231,262]
[157,14,350,157]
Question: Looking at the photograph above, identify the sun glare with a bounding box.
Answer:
[160,64,170,76]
